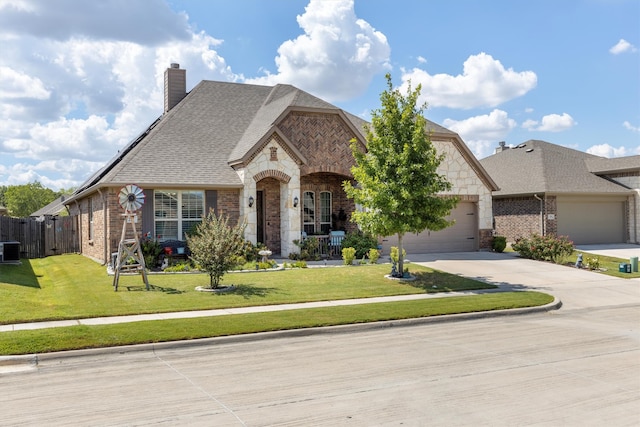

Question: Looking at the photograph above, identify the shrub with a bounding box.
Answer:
[341,231,378,259]
[390,246,406,264]
[140,238,163,269]
[342,247,356,265]
[292,237,320,261]
[368,248,380,264]
[186,210,246,288]
[492,236,507,253]
[587,257,600,270]
[512,234,574,263]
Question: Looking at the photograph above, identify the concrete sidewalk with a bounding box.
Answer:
[0,287,533,333]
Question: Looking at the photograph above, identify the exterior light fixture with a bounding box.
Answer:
[248,196,254,208]
[293,196,299,208]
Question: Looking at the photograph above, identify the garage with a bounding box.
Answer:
[381,202,478,254]
[556,197,626,244]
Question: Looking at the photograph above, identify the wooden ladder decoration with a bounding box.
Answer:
[113,213,149,291]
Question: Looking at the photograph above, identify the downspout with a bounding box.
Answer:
[73,199,82,254]
[533,194,544,235]
[98,188,108,265]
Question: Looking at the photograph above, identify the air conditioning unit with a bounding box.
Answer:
[0,241,20,263]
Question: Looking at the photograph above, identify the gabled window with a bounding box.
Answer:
[154,190,204,241]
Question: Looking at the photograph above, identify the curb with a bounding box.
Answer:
[5,297,562,367]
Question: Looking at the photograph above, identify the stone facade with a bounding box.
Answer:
[433,139,494,249]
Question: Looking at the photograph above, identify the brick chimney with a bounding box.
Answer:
[164,63,186,113]
[494,141,509,154]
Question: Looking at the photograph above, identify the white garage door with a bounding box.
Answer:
[557,198,625,244]
[381,202,478,254]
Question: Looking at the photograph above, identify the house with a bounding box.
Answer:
[480,140,640,245]
[30,195,70,218]
[66,64,497,264]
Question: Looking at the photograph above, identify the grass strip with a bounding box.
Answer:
[0,255,495,324]
[0,292,553,355]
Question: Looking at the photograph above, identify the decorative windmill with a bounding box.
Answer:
[113,184,149,291]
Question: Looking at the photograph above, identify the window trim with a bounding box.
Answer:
[154,190,204,241]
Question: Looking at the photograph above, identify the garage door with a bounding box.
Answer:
[381,202,478,254]
[557,198,625,244]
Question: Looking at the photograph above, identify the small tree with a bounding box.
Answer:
[344,74,458,276]
[186,209,246,289]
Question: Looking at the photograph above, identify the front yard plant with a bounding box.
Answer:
[186,209,246,289]
[512,234,574,264]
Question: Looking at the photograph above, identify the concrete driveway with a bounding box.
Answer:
[409,251,640,311]
[575,243,640,261]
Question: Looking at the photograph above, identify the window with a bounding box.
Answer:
[303,191,315,234]
[88,197,94,240]
[320,191,332,233]
[154,190,204,241]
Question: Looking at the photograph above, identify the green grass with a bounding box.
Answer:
[0,292,554,355]
[0,254,496,324]
[0,254,556,355]
[570,251,640,279]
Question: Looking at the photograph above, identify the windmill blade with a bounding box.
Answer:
[118,184,145,212]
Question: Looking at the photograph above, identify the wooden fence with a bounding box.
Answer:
[0,216,80,259]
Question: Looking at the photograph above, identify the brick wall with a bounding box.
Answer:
[256,178,281,253]
[216,189,240,226]
[494,196,544,242]
[279,111,359,177]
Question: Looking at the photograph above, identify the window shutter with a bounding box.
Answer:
[141,189,154,239]
[205,190,217,215]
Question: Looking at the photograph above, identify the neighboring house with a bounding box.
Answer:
[480,140,640,245]
[30,195,70,218]
[66,64,497,264]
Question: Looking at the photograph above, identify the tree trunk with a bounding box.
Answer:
[397,233,404,277]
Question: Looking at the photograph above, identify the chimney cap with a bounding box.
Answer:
[170,63,180,69]
[499,141,506,147]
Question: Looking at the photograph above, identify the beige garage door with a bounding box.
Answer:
[381,202,478,254]
[557,199,625,244]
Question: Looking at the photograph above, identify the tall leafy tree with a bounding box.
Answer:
[4,182,58,217]
[344,74,458,276]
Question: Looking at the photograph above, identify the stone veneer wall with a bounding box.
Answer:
[432,140,494,250]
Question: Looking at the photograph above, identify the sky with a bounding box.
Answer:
[0,0,638,191]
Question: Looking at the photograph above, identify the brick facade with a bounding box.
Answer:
[279,111,360,177]
[493,195,558,242]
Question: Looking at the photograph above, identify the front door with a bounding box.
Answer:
[256,190,265,245]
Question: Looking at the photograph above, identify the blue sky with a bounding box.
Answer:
[0,0,638,191]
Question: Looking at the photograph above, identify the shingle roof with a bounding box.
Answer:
[585,155,640,174]
[30,195,68,217]
[479,140,632,196]
[72,81,367,197]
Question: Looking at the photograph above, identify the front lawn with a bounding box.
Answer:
[0,254,496,324]
[570,252,640,279]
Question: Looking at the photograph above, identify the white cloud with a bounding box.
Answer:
[522,113,576,132]
[400,52,537,109]
[623,121,640,133]
[586,143,636,158]
[417,56,427,64]
[0,1,241,190]
[0,66,50,100]
[609,39,637,55]
[245,0,390,102]
[442,109,517,158]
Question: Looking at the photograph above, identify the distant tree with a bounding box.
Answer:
[343,74,458,276]
[186,210,246,289]
[0,185,7,208]
[4,182,58,217]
